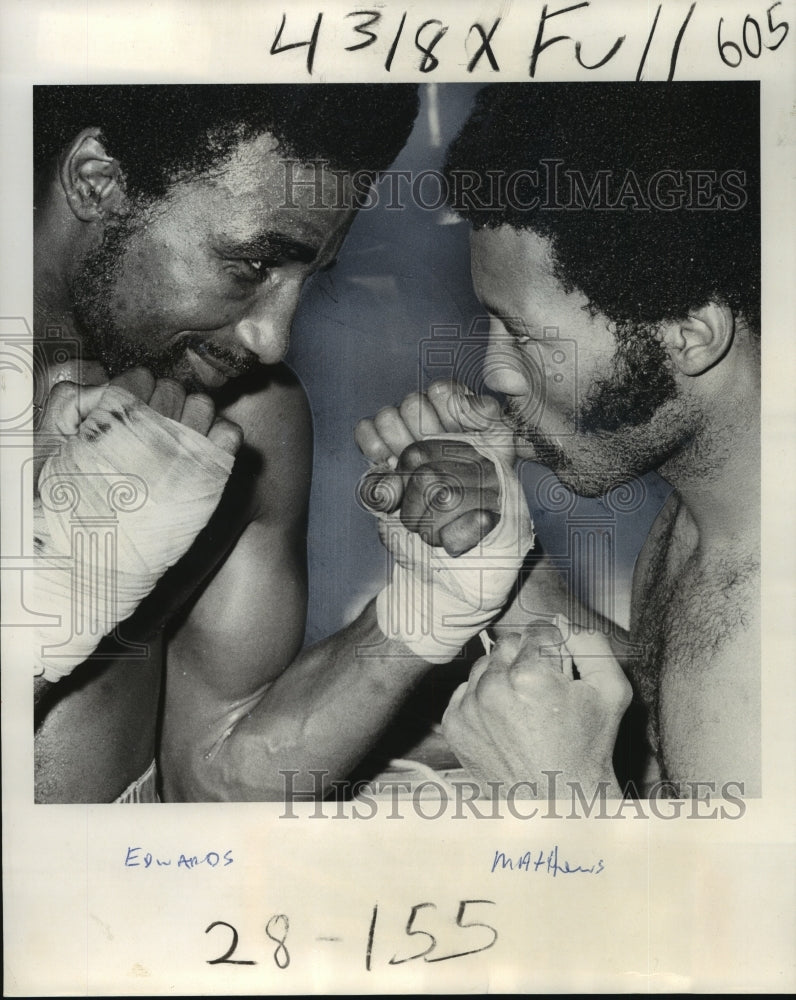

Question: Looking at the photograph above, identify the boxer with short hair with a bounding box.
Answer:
[357,83,761,797]
[36,84,489,803]
[35,84,539,803]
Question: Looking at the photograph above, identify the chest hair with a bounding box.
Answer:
[631,511,757,777]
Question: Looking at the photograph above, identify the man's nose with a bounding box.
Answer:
[483,323,533,396]
[232,280,302,365]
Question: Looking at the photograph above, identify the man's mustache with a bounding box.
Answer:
[179,336,259,377]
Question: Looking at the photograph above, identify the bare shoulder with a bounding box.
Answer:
[221,363,311,441]
[218,364,313,523]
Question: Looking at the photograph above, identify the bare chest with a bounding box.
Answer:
[630,506,758,782]
[632,547,701,739]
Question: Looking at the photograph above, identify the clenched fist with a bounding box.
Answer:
[442,625,632,796]
[33,367,243,681]
[355,381,533,664]
[35,367,241,489]
[356,380,517,556]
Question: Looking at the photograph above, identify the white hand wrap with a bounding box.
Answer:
[371,435,534,664]
[32,385,235,682]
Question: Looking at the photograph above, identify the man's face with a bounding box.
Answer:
[70,133,356,392]
[470,226,696,496]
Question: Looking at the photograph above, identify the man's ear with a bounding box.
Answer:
[658,301,735,377]
[59,128,127,222]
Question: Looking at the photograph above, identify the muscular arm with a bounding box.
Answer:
[159,372,435,801]
[157,374,642,802]
[163,601,434,801]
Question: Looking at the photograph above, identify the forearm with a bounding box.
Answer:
[161,599,438,801]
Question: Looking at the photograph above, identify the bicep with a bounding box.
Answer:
[166,370,314,701]
[168,515,309,697]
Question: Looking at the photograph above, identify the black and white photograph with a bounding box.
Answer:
[29,79,761,805]
[2,0,793,994]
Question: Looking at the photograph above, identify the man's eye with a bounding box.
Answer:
[507,327,532,346]
[238,259,275,282]
[490,313,532,346]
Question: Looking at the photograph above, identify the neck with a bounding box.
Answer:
[658,343,760,556]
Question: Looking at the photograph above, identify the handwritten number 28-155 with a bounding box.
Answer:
[205,900,497,970]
